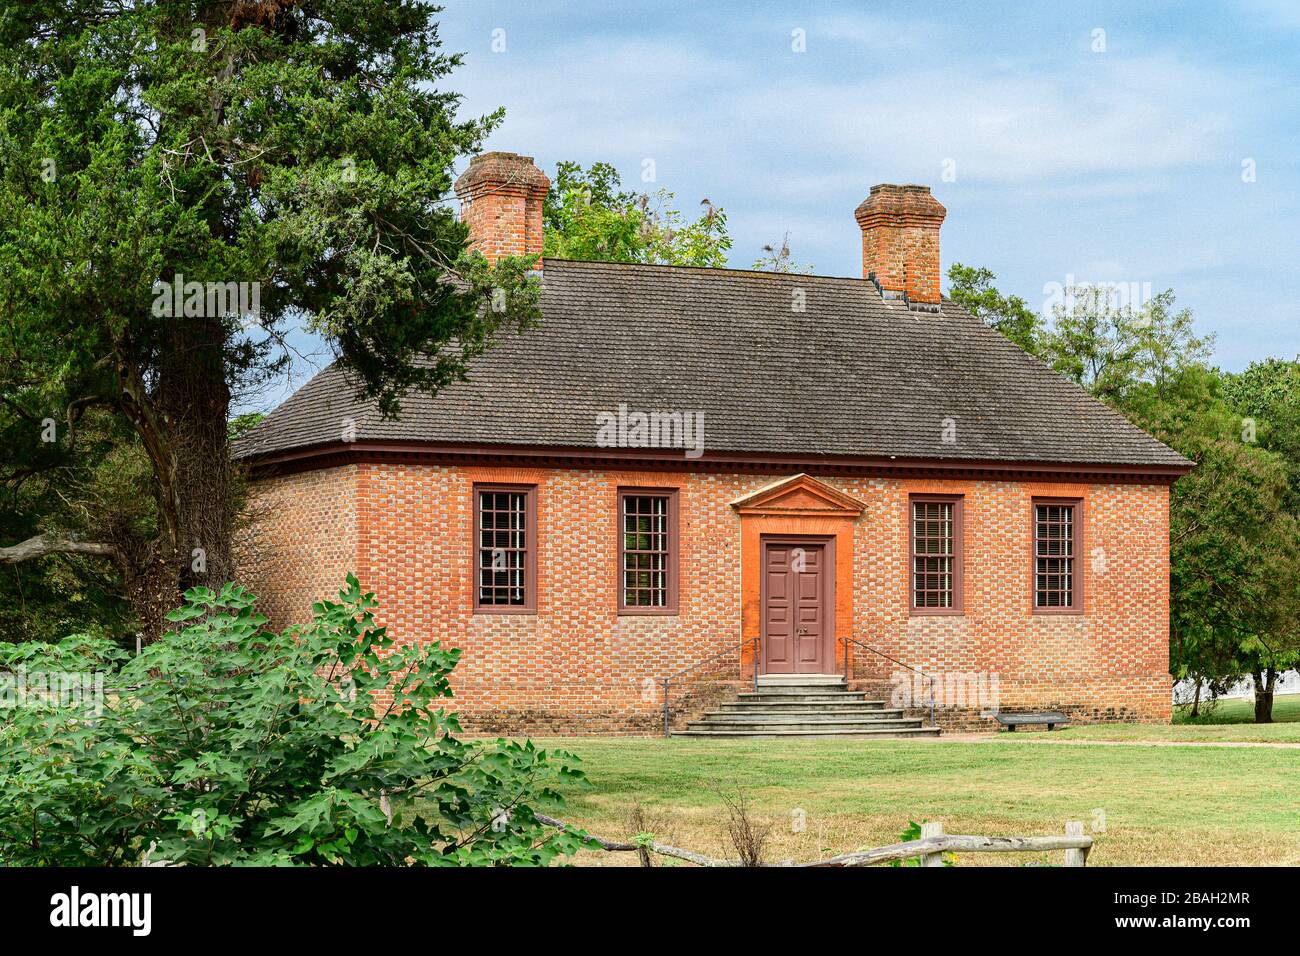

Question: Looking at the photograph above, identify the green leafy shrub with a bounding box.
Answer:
[0,576,589,866]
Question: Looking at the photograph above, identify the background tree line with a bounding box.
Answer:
[948,266,1300,722]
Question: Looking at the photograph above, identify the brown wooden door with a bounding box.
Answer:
[761,540,831,674]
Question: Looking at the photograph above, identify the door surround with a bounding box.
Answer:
[731,474,864,679]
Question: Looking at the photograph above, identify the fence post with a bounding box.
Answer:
[920,821,945,867]
[1063,821,1086,867]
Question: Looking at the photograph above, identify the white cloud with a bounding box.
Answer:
[459,22,1265,196]
[728,53,1258,185]
[805,12,944,51]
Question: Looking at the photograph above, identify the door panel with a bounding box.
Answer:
[763,549,794,670]
[762,541,830,674]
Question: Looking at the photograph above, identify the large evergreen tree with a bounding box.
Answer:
[0,1,538,638]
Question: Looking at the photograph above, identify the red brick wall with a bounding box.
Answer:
[848,477,1171,730]
[241,463,1172,734]
[236,464,358,628]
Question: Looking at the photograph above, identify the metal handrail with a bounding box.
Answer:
[839,636,937,728]
[660,637,760,737]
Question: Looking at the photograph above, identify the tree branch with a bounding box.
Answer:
[0,533,119,564]
[534,813,735,867]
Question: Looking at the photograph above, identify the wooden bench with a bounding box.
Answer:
[995,711,1070,732]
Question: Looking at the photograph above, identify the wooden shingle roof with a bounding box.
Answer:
[235,259,1191,471]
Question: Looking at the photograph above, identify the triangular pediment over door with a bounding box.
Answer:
[729,473,866,518]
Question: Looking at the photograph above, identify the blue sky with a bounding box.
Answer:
[261,0,1300,406]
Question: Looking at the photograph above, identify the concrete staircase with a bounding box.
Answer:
[674,674,941,739]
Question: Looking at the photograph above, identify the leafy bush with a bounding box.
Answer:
[0,576,589,865]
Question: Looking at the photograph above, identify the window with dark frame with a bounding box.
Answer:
[1034,501,1078,610]
[475,485,535,611]
[911,496,962,613]
[619,490,677,613]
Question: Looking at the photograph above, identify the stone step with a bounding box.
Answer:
[727,698,889,708]
[681,670,940,739]
[738,697,878,712]
[750,687,861,698]
[690,716,921,730]
[745,687,865,697]
[673,726,942,739]
[697,710,914,722]
[757,673,846,686]
[715,705,906,718]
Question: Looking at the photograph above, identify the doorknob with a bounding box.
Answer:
[796,627,808,635]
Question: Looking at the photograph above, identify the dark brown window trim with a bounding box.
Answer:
[908,494,965,616]
[617,487,680,615]
[472,483,538,614]
[1031,496,1084,616]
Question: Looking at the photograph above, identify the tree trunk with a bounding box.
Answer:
[115,314,234,643]
[1190,675,1202,718]
[157,315,235,594]
[118,545,180,645]
[1252,669,1276,724]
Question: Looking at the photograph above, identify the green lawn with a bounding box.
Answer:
[537,735,1300,867]
[1055,693,1300,743]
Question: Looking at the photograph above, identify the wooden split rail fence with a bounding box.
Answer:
[537,815,1093,867]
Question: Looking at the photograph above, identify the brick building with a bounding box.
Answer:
[235,151,1190,735]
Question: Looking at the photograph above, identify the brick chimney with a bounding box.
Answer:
[853,184,947,308]
[453,151,550,269]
